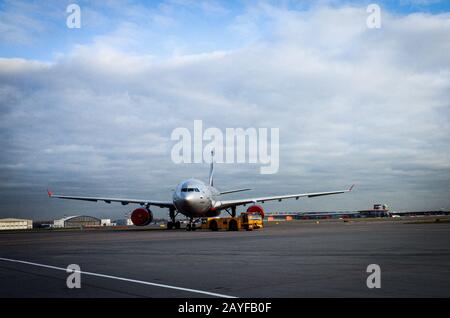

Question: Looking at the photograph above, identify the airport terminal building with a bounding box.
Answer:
[53,215,101,228]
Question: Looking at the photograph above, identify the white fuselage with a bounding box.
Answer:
[172,179,221,218]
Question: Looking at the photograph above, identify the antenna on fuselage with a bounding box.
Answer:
[209,150,215,187]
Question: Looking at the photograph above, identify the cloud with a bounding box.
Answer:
[0,3,449,219]
[400,0,443,5]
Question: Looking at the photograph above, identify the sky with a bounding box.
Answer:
[0,0,449,220]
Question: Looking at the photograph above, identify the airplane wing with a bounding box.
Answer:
[219,188,252,195]
[47,190,174,208]
[213,185,354,210]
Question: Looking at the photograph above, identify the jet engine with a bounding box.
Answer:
[130,208,153,226]
[246,205,265,219]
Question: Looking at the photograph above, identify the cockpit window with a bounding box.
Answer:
[181,188,200,192]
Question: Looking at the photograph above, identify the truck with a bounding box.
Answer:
[201,212,264,231]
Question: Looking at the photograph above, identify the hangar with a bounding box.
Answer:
[0,218,33,231]
[53,215,101,228]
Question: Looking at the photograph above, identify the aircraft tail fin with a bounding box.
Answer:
[209,150,214,187]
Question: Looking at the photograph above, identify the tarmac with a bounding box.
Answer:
[1,218,449,297]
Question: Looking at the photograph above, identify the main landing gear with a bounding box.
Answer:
[167,208,181,230]
[225,206,236,218]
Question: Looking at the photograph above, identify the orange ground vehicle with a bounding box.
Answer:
[201,212,264,231]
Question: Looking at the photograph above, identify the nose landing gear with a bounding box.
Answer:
[185,218,198,231]
[167,220,181,230]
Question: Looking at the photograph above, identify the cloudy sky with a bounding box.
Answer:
[0,0,449,220]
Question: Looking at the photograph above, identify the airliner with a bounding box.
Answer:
[48,152,354,231]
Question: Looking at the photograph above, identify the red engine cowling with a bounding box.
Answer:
[246,205,265,219]
[131,208,153,226]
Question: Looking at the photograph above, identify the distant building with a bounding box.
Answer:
[53,215,101,228]
[0,218,33,231]
[114,218,133,226]
[101,219,112,226]
[358,204,390,217]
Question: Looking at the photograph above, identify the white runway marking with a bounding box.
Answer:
[0,257,237,298]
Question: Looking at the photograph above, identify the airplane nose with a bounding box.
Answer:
[175,190,209,216]
[177,193,197,213]
[184,193,195,202]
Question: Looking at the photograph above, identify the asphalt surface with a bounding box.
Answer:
[1,218,450,298]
